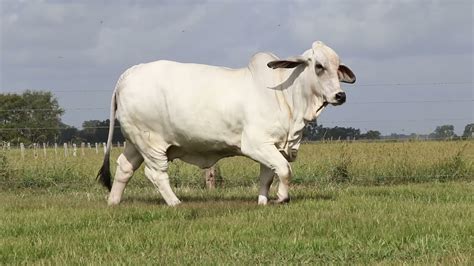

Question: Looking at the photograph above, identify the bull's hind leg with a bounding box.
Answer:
[108,144,144,205]
[142,149,181,206]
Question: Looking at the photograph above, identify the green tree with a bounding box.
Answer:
[303,123,362,141]
[430,125,456,140]
[360,130,381,140]
[58,123,79,143]
[80,120,107,143]
[323,126,360,140]
[462,123,474,138]
[80,119,124,143]
[0,91,64,144]
[302,120,321,141]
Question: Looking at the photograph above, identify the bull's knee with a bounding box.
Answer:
[274,163,292,182]
[114,154,134,183]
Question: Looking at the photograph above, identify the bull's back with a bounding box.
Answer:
[115,60,253,150]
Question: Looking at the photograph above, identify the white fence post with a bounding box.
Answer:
[43,143,47,157]
[87,143,91,150]
[7,142,10,150]
[123,141,126,149]
[81,142,85,156]
[54,143,58,156]
[73,144,77,157]
[20,143,25,159]
[103,142,106,154]
[117,141,120,148]
[33,143,38,159]
[95,143,99,154]
[64,143,68,157]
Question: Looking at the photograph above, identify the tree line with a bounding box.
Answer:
[0,91,125,145]
[1,91,473,145]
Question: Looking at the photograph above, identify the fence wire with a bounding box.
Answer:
[4,81,471,93]
[1,99,473,113]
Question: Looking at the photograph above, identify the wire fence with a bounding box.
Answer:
[1,137,473,162]
[2,81,473,110]
[0,141,125,161]
[4,81,471,93]
[1,81,473,141]
[0,115,473,132]
[1,99,473,113]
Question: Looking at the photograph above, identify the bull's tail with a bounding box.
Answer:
[97,89,117,191]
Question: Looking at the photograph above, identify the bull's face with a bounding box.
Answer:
[267,41,356,109]
[309,41,355,106]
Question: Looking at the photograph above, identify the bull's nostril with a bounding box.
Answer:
[335,92,346,103]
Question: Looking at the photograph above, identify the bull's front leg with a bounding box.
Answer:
[242,137,292,205]
[258,164,274,205]
[274,163,292,204]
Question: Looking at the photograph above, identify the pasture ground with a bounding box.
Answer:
[1,141,473,264]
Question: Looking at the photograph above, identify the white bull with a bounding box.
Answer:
[98,41,356,206]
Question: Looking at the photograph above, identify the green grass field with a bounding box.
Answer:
[1,141,473,264]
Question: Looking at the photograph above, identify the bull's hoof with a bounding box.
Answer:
[271,197,290,204]
[107,197,121,206]
[258,195,269,205]
[166,199,182,207]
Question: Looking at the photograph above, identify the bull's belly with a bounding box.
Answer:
[166,144,241,169]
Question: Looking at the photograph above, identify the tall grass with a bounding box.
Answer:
[1,140,473,191]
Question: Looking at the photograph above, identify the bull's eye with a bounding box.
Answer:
[315,63,325,75]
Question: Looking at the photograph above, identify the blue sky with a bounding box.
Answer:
[1,0,472,135]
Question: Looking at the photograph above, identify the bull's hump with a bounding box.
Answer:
[249,52,278,66]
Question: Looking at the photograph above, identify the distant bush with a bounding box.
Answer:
[330,144,352,183]
[431,145,470,182]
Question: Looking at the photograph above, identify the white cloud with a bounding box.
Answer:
[288,0,472,59]
[88,3,210,65]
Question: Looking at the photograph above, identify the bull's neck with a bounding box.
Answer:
[284,68,321,127]
[280,67,323,147]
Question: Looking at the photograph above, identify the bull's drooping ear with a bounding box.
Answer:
[267,56,308,69]
[338,64,356,84]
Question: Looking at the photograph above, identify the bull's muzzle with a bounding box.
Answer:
[334,91,346,105]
